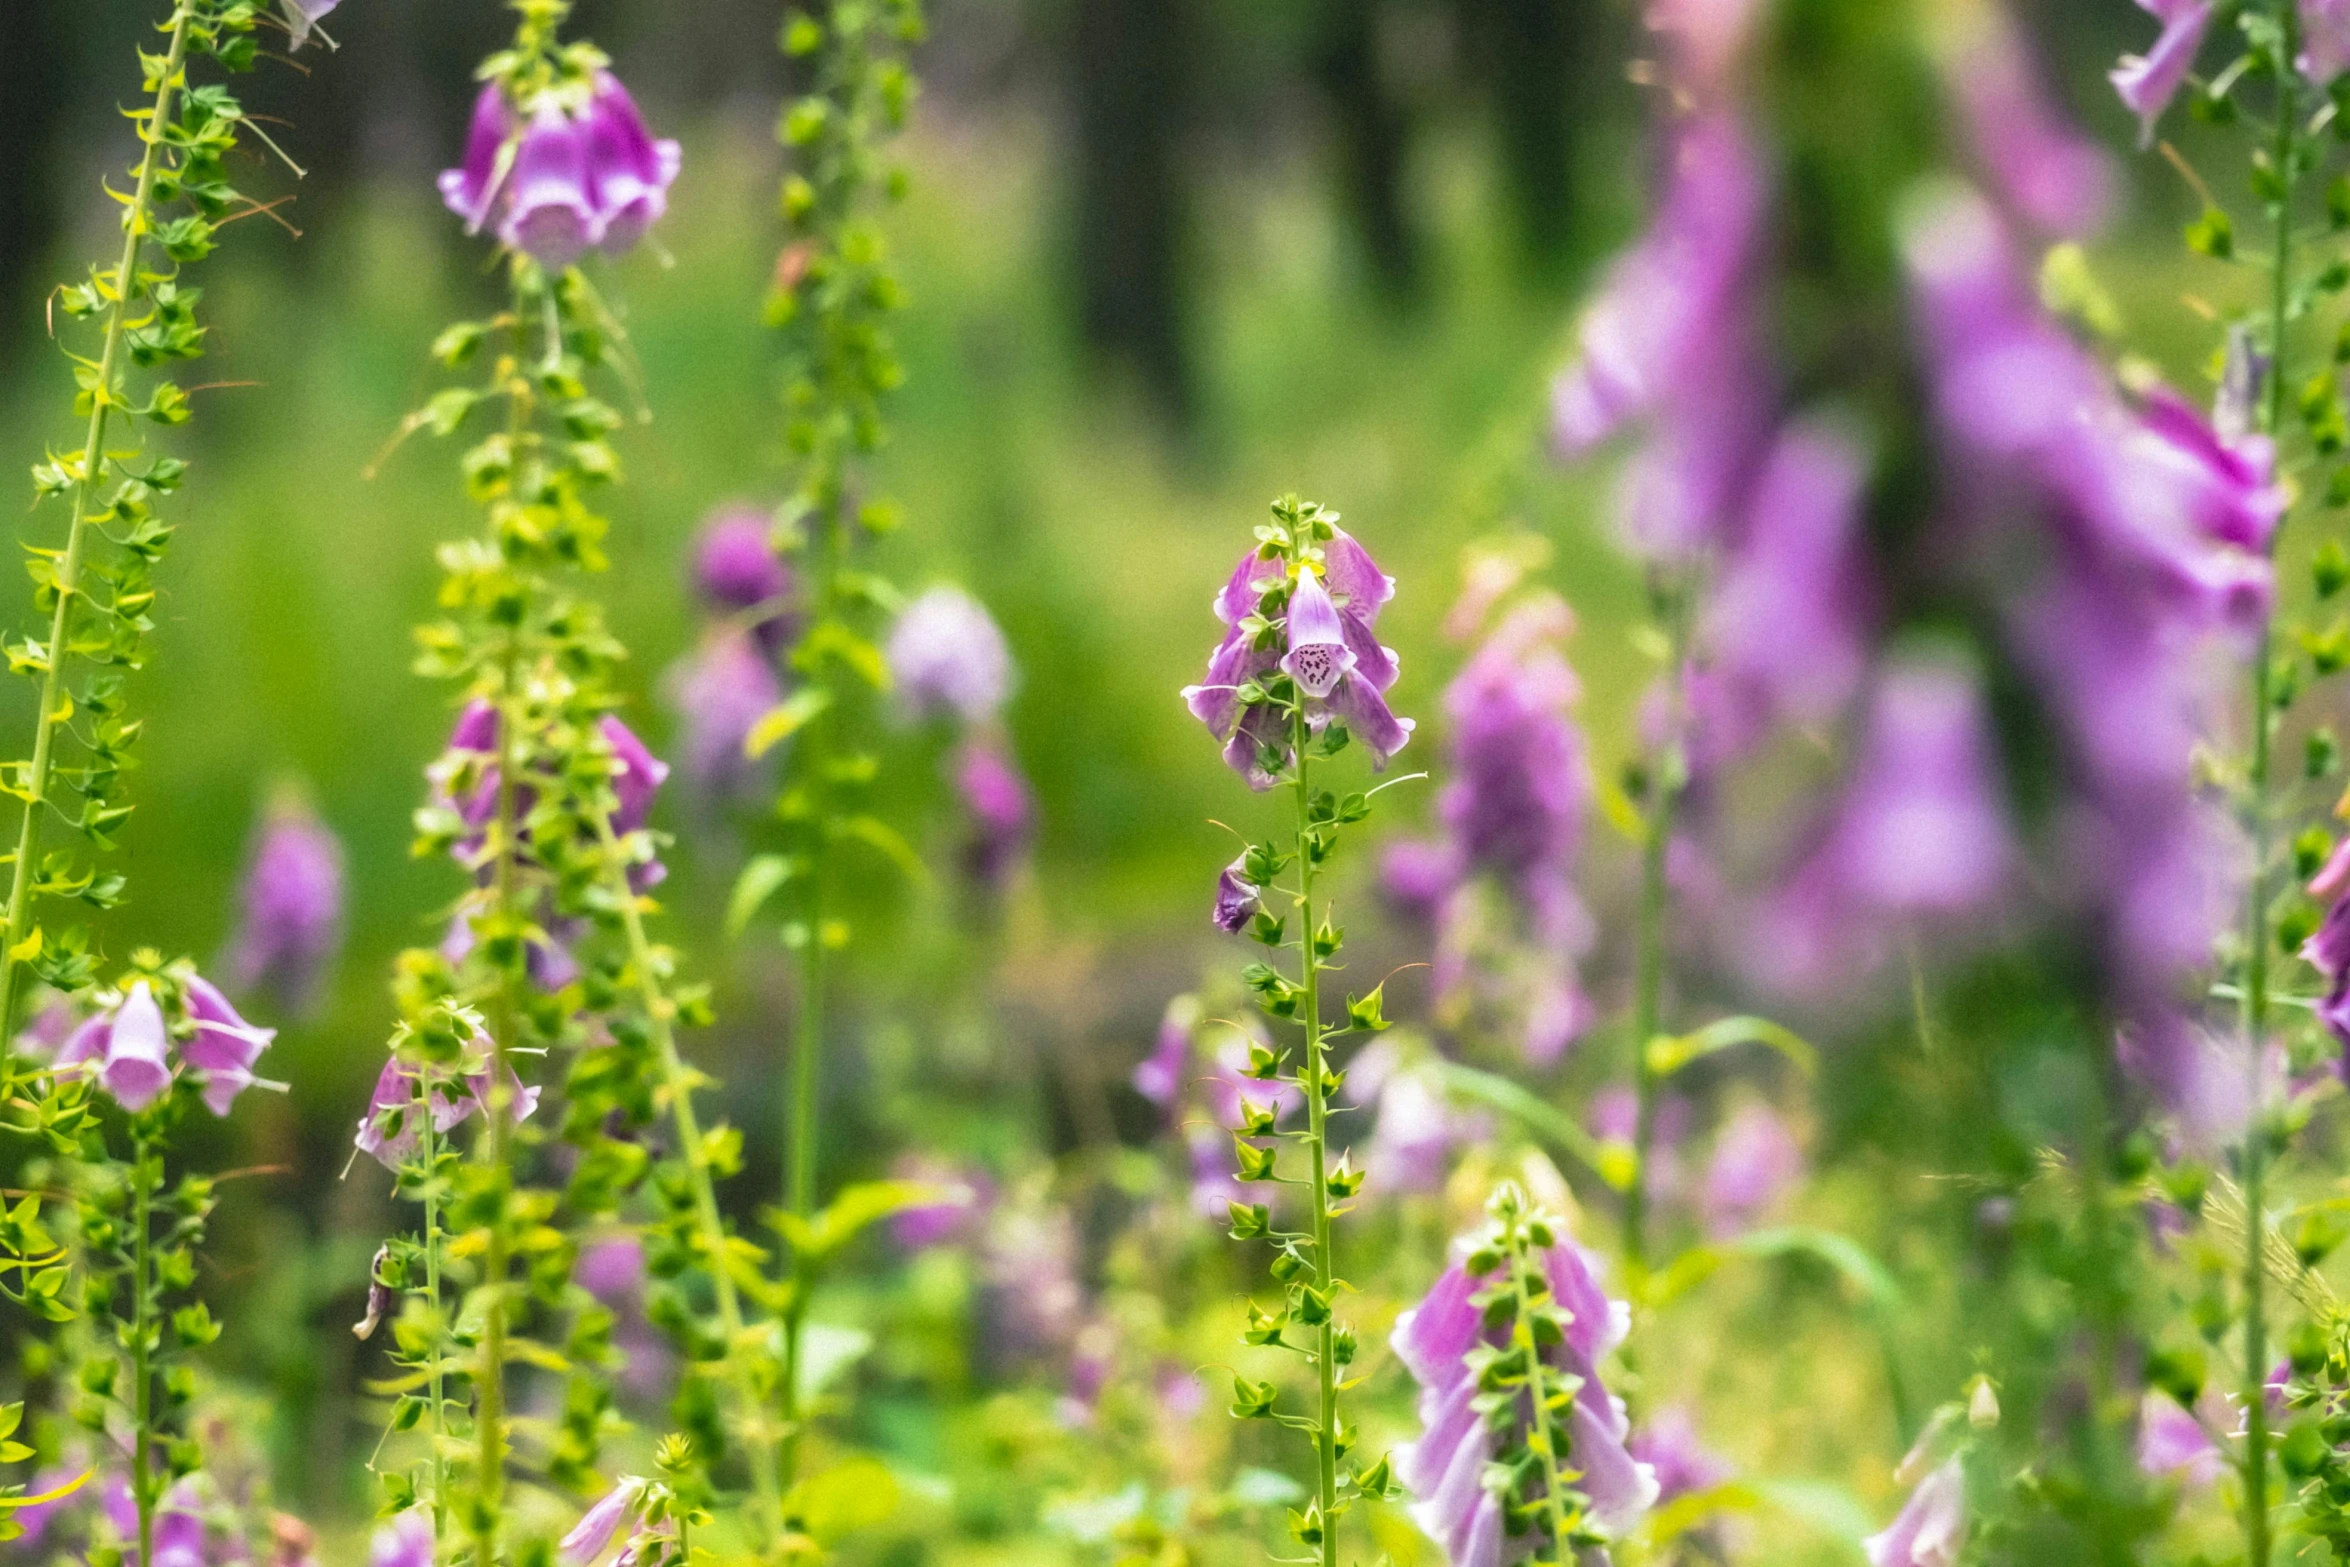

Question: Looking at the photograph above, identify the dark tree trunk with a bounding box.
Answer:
[1312,0,1420,303]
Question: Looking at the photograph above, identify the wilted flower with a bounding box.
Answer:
[1393,1234,1657,1561]
[2110,0,2217,146]
[353,1052,541,1169]
[223,791,345,1015]
[1864,1457,1965,1567]
[664,631,782,805]
[439,75,682,267]
[888,585,1014,724]
[1183,532,1413,786]
[954,738,1034,892]
[1700,1102,1803,1237]
[1212,855,1262,934]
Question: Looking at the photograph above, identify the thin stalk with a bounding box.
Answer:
[1289,701,1338,1567]
[0,2,196,1047]
[2240,15,2300,1564]
[420,1101,449,1550]
[1503,1232,1579,1558]
[130,1129,155,1567]
[588,809,782,1546]
[1624,584,1693,1277]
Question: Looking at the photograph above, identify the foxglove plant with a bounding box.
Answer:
[1184,494,1412,1566]
[725,0,929,1500]
[221,789,345,1018]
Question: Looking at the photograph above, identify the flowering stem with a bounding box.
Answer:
[1288,702,1339,1567]
[1623,580,1694,1278]
[1501,1221,1579,1558]
[587,809,783,1546]
[2241,14,2301,1562]
[420,1104,450,1550]
[0,1,194,1046]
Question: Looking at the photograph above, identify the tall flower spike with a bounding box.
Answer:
[223,792,346,1015]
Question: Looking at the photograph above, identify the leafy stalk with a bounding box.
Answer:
[1623,577,1694,1277]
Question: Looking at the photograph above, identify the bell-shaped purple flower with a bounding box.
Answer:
[1280,566,1355,698]
[581,73,682,256]
[889,585,1015,724]
[1345,1046,1484,1197]
[954,738,1034,892]
[59,982,174,1113]
[2136,1391,2222,1488]
[2111,0,2217,147]
[690,507,795,655]
[1864,1457,1965,1567]
[283,0,338,49]
[560,1477,649,1565]
[1132,997,1195,1111]
[1393,1238,1657,1562]
[354,1054,542,1169]
[440,85,514,234]
[600,715,669,838]
[501,105,599,270]
[1939,7,2113,237]
[2306,0,2350,82]
[181,975,278,1116]
[1630,1406,1734,1504]
[223,793,345,1016]
[1700,1102,1802,1238]
[664,631,782,805]
[369,1513,435,1567]
[1212,855,1262,934]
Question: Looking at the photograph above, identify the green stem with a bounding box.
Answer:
[2241,18,2300,1565]
[130,1128,156,1567]
[0,1,196,1048]
[1624,582,1692,1278]
[420,1097,449,1552]
[1289,700,1338,1567]
[588,809,782,1547]
[1504,1225,1578,1559]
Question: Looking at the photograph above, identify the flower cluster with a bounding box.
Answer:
[440,71,682,271]
[888,584,1034,896]
[665,507,793,809]
[1392,1184,1656,1565]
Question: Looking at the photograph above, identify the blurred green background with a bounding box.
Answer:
[0,0,2230,1552]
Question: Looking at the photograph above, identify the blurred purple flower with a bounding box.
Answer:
[223,792,345,1016]
[1393,1239,1657,1562]
[1133,998,1194,1112]
[2305,0,2350,82]
[581,74,682,254]
[1056,1320,1118,1429]
[181,975,279,1116]
[890,585,1014,725]
[369,1515,433,1567]
[353,1054,541,1169]
[502,106,599,270]
[1631,1407,1734,1504]
[1864,1457,1965,1567]
[2308,854,2350,1055]
[2111,1,2217,146]
[1183,536,1412,786]
[1643,0,1766,93]
[1701,1102,1802,1237]
[888,1154,990,1250]
[2137,1391,2222,1488]
[1378,837,1459,924]
[10,1462,88,1549]
[439,76,681,267]
[1360,1068,1479,1197]
[1940,7,2113,237]
[574,1234,645,1301]
[954,738,1034,892]
[664,631,782,805]
[978,1203,1086,1365]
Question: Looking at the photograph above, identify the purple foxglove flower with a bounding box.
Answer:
[58,982,174,1113]
[283,0,338,49]
[690,506,795,654]
[223,793,345,1016]
[954,738,1034,891]
[601,716,669,838]
[1132,999,1194,1111]
[1280,566,1354,698]
[663,631,782,804]
[561,1477,648,1566]
[1378,837,1459,923]
[501,106,598,269]
[888,1154,990,1249]
[440,85,516,235]
[2116,1012,2254,1150]
[1438,597,1589,933]
[1940,8,2113,237]
[2136,1392,2221,1488]
[2306,0,2350,81]
[14,995,77,1061]
[1393,1241,1656,1562]
[889,585,1015,724]
[369,1513,435,1567]
[353,1055,542,1169]
[1056,1321,1118,1429]
[9,1461,87,1549]
[1186,1121,1246,1220]
[180,975,277,1117]
[1212,855,1262,934]
[1700,1102,1802,1237]
[1630,1406,1734,1504]
[574,1234,646,1303]
[1865,1457,1965,1567]
[2111,0,2217,147]
[580,73,682,255]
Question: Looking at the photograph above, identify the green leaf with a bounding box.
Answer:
[839,814,931,887]
[779,1180,957,1263]
[744,688,833,760]
[789,1452,897,1544]
[1728,1226,1905,1314]
[725,854,796,939]
[1645,1015,1817,1078]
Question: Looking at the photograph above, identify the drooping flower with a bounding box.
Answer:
[369,1512,436,1567]
[1937,4,2113,238]
[58,979,270,1117]
[352,1053,541,1169]
[664,630,783,805]
[1700,1102,1803,1237]
[2110,0,2218,146]
[953,738,1034,892]
[2305,0,2350,83]
[888,585,1015,724]
[438,74,682,267]
[1182,534,1413,787]
[282,0,338,50]
[560,1477,649,1566]
[223,791,345,1015]
[180,976,280,1116]
[1863,1457,1966,1567]
[1212,855,1262,934]
[1393,1235,1658,1562]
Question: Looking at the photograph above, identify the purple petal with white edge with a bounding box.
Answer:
[1338,610,1399,694]
[1213,548,1286,626]
[181,975,275,1074]
[1865,1457,1966,1567]
[1183,627,1277,736]
[2111,1,2216,147]
[1319,530,1396,627]
[440,84,515,233]
[1280,568,1355,698]
[102,982,173,1112]
[2306,0,2350,82]
[560,1478,646,1565]
[371,1513,436,1567]
[501,106,598,269]
[1326,671,1415,770]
